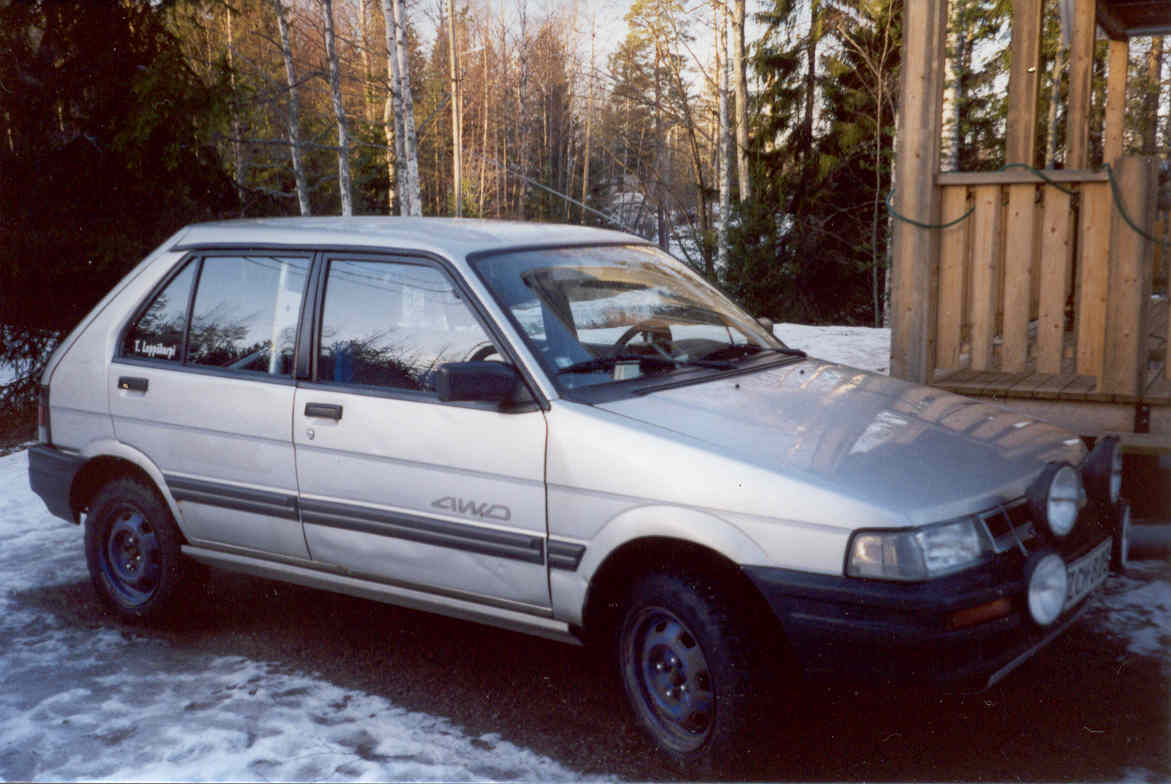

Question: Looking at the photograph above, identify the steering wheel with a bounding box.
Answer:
[614,319,673,350]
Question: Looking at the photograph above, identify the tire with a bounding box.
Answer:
[84,477,187,622]
[617,571,755,772]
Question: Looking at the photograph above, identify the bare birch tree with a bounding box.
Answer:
[731,0,750,202]
[321,0,353,215]
[381,0,421,215]
[715,0,729,270]
[272,0,311,215]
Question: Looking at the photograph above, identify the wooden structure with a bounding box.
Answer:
[891,0,1171,446]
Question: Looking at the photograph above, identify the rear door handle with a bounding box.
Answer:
[118,376,149,393]
[304,402,343,421]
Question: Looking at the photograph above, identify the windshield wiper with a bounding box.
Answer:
[699,344,807,362]
[557,353,734,375]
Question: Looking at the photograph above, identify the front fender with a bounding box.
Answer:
[550,503,768,626]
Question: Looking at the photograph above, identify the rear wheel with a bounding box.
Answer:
[617,571,755,771]
[85,478,187,621]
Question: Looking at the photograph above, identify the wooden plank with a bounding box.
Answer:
[1101,156,1157,399]
[1103,38,1129,166]
[936,170,1108,186]
[889,0,949,384]
[1005,0,1044,165]
[1002,184,1037,372]
[1145,376,1171,404]
[936,186,971,371]
[1067,0,1096,169]
[1007,372,1052,399]
[1033,372,1083,398]
[1076,183,1111,380]
[1062,374,1098,401]
[1037,188,1074,373]
[969,185,1003,370]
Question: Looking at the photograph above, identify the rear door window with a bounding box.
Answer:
[187,256,310,375]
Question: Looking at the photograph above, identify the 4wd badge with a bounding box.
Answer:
[431,496,511,522]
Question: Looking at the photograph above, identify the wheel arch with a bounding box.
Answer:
[579,536,783,655]
[72,441,184,532]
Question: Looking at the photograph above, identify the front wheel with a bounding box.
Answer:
[85,477,187,621]
[618,572,754,771]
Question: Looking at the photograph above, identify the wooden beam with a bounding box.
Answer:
[1102,156,1159,397]
[1002,184,1038,372]
[936,186,971,371]
[969,186,1002,371]
[1005,0,1044,165]
[1067,0,1097,169]
[937,170,1108,185]
[1076,182,1112,378]
[1036,188,1074,374]
[1104,37,1129,165]
[890,0,949,384]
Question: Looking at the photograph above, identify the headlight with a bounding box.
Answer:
[1028,462,1083,538]
[1025,551,1067,626]
[847,519,989,581]
[1082,436,1123,505]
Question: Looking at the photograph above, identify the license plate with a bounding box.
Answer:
[1064,537,1112,611]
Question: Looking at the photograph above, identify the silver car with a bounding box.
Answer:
[28,218,1129,769]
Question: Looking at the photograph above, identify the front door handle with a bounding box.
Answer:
[118,376,149,393]
[304,402,343,421]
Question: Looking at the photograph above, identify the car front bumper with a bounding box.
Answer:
[743,542,1107,690]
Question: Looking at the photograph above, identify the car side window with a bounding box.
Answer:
[317,260,497,393]
[122,260,197,362]
[186,256,310,375]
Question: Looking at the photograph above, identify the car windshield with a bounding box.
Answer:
[471,244,799,394]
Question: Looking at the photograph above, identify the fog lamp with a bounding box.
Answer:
[1082,436,1122,505]
[1025,551,1067,627]
[1028,463,1082,538]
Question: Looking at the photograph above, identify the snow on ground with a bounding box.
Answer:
[1,324,1168,781]
[0,449,600,781]
[774,323,892,375]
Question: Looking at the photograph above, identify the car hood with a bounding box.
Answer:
[595,359,1086,524]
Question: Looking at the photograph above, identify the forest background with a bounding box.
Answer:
[0,0,1167,429]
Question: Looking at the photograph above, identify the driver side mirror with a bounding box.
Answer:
[436,361,531,408]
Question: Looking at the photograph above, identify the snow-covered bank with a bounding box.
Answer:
[0,449,600,782]
[774,323,891,374]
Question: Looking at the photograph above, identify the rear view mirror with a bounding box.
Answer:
[436,361,524,404]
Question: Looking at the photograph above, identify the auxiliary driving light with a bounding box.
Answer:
[1025,551,1068,627]
[1082,436,1123,505]
[1028,463,1082,538]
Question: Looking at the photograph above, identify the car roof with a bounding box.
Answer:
[174,217,648,260]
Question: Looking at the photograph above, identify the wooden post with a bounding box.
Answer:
[1104,37,1129,165]
[936,186,971,371]
[1005,0,1043,165]
[1036,188,1074,374]
[1102,156,1158,398]
[890,0,949,383]
[1067,0,1096,168]
[1077,183,1112,378]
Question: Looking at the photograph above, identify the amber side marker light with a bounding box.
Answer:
[949,597,1012,629]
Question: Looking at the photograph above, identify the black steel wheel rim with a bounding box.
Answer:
[628,606,716,750]
[100,502,162,607]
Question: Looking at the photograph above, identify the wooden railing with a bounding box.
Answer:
[931,156,1164,403]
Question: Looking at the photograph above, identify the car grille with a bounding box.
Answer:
[976,499,1036,554]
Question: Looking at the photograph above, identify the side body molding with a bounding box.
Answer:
[550,503,769,627]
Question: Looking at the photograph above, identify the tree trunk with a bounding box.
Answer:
[715,0,729,271]
[1046,43,1064,168]
[1143,37,1163,155]
[517,0,530,218]
[448,0,463,216]
[274,0,311,215]
[731,0,750,202]
[380,0,403,214]
[391,0,421,214]
[580,15,595,224]
[322,0,353,216]
[226,7,246,214]
[654,43,668,250]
